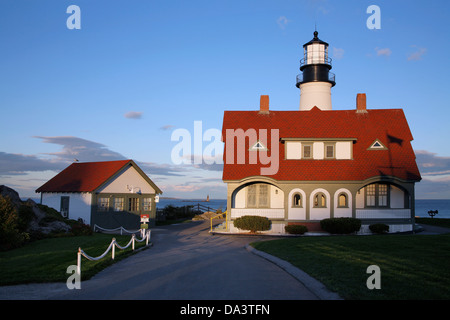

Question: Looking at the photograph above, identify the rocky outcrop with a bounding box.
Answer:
[0,185,71,234]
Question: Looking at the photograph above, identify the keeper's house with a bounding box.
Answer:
[36,160,162,230]
[221,32,421,234]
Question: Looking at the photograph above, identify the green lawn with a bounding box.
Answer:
[251,232,450,300]
[0,233,148,286]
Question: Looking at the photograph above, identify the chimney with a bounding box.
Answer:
[356,93,367,113]
[259,95,269,114]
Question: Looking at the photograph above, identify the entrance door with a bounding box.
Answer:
[60,196,70,218]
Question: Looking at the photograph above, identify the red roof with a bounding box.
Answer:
[221,107,421,182]
[36,160,133,193]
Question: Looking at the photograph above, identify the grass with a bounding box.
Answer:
[0,233,148,286]
[251,231,450,300]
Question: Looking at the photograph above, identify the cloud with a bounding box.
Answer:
[277,16,289,29]
[136,161,185,177]
[408,46,427,61]
[0,152,62,175]
[124,111,143,119]
[376,47,392,57]
[332,47,344,60]
[160,125,175,131]
[415,150,450,174]
[34,136,125,163]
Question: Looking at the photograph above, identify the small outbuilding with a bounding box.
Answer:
[36,160,162,230]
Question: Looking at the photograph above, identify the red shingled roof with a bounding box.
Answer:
[36,160,132,193]
[221,107,421,182]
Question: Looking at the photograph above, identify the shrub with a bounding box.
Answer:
[69,218,93,236]
[320,217,361,234]
[233,215,271,233]
[369,223,389,234]
[285,224,308,235]
[0,196,29,251]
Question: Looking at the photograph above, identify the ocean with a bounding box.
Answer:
[414,199,450,218]
[156,198,450,218]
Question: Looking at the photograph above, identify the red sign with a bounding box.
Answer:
[141,214,149,222]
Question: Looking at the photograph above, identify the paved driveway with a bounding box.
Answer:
[1,220,320,300]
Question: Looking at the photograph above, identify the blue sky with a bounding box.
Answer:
[1,0,450,199]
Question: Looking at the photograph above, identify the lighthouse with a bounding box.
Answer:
[296,31,336,111]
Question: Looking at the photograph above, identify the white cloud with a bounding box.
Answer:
[277,16,289,29]
[376,47,392,57]
[160,125,175,131]
[124,111,143,119]
[408,46,427,61]
[333,47,344,60]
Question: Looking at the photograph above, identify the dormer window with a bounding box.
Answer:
[368,139,387,150]
[250,141,268,151]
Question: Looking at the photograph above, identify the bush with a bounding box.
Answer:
[233,215,271,233]
[285,224,308,235]
[0,196,29,251]
[69,218,93,236]
[369,223,389,234]
[320,217,361,234]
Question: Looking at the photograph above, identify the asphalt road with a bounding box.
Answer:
[0,220,321,300]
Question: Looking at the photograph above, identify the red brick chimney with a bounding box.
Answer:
[356,93,367,113]
[259,95,269,114]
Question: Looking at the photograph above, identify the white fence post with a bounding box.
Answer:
[77,247,81,277]
[112,238,116,260]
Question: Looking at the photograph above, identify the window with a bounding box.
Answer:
[368,139,387,150]
[247,184,270,208]
[250,141,268,151]
[98,197,109,212]
[292,193,302,207]
[113,197,124,212]
[378,184,388,206]
[366,184,376,206]
[128,197,139,212]
[303,144,312,159]
[365,184,389,207]
[325,144,335,159]
[338,193,348,208]
[313,193,327,208]
[142,198,152,211]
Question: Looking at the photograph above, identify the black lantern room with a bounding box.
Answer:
[296,31,336,88]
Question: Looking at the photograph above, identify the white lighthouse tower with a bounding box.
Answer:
[296,31,336,110]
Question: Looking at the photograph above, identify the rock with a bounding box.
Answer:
[0,185,71,234]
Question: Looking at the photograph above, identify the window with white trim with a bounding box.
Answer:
[98,197,109,212]
[365,183,389,207]
[113,197,124,212]
[247,184,270,208]
[142,198,152,211]
[292,193,302,207]
[313,192,327,208]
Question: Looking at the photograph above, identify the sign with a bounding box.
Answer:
[140,214,149,223]
[155,195,159,203]
[141,223,148,229]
